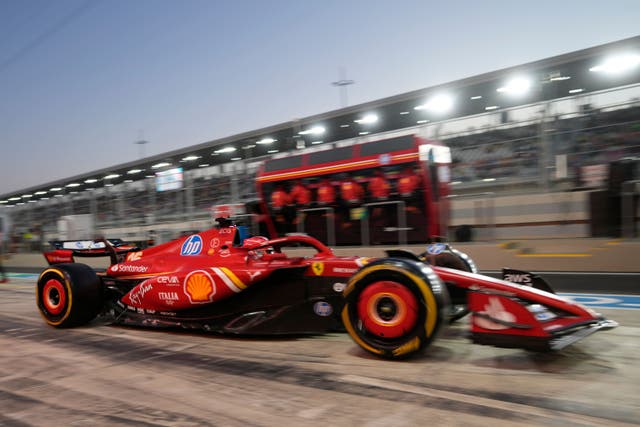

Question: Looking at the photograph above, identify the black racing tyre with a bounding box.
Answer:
[36,263,103,328]
[342,258,449,359]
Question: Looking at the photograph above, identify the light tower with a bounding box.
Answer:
[134,139,149,159]
[332,67,355,108]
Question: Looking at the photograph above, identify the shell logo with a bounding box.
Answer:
[184,270,216,304]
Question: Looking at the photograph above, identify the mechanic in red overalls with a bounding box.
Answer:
[316,178,336,205]
[270,184,292,234]
[397,167,420,197]
[367,170,391,242]
[290,180,312,207]
[271,184,291,209]
[368,170,390,200]
[289,179,311,226]
[339,174,364,205]
[397,167,423,218]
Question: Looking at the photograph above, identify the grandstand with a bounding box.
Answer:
[1,36,639,249]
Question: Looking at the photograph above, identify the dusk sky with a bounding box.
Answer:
[1,0,639,195]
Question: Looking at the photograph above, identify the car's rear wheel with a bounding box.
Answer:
[36,263,103,328]
[342,258,449,359]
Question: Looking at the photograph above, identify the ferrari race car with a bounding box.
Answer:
[37,221,617,359]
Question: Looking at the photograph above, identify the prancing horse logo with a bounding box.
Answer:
[312,262,324,276]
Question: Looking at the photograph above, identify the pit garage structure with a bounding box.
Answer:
[1,36,639,245]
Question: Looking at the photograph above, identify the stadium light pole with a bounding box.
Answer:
[135,139,149,159]
[332,67,355,108]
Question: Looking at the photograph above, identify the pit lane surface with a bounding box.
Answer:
[1,277,638,427]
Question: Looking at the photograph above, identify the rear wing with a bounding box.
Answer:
[43,239,139,266]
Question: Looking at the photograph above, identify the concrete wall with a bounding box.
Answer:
[450,190,591,240]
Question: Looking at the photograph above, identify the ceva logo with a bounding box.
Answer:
[181,235,203,256]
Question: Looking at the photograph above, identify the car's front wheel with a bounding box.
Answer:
[342,258,449,359]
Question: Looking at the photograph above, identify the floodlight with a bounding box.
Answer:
[354,114,378,125]
[66,183,80,188]
[213,147,236,154]
[298,126,325,135]
[414,94,454,114]
[257,138,276,145]
[104,174,120,180]
[152,162,171,169]
[589,54,640,74]
[84,178,98,183]
[497,77,532,96]
[181,155,200,161]
[549,76,571,81]
[127,169,143,174]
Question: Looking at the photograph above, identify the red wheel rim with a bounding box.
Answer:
[357,281,418,338]
[42,278,66,315]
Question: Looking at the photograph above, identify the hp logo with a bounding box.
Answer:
[181,235,203,256]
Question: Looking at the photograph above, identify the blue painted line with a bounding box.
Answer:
[560,293,640,310]
[7,273,39,280]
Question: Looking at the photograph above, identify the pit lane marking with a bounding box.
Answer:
[6,273,38,280]
[559,293,640,310]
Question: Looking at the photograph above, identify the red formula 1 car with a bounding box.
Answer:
[37,221,617,359]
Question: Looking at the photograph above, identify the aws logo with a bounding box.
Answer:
[184,270,216,303]
[504,273,532,284]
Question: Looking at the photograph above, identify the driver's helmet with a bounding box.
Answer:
[242,236,269,249]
